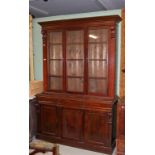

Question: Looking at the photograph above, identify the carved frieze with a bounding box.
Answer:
[41,30,47,47]
[110,26,116,38]
[107,112,112,124]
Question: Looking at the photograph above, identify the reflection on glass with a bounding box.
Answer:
[67,78,83,92]
[89,29,108,43]
[67,61,84,76]
[66,44,84,59]
[67,30,84,43]
[50,45,62,59]
[88,79,107,94]
[88,43,107,59]
[50,60,62,76]
[50,77,62,90]
[50,32,62,43]
[88,61,107,78]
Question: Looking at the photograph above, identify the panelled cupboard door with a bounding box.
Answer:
[62,108,84,141]
[40,105,59,137]
[84,111,112,147]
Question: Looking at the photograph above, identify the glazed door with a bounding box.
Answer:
[48,28,110,96]
[40,105,60,137]
[84,111,112,147]
[66,30,85,93]
[48,31,63,91]
[88,28,109,95]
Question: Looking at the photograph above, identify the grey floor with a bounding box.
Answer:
[30,144,116,155]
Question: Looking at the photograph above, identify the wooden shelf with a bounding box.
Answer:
[88,41,108,44]
[66,42,84,45]
[50,43,62,45]
[49,75,62,77]
[66,59,84,61]
[88,59,107,61]
[89,77,107,79]
[49,59,63,61]
[67,76,83,78]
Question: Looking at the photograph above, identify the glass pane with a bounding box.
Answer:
[49,77,62,90]
[49,60,63,76]
[88,29,108,43]
[66,44,84,59]
[67,60,84,76]
[50,45,62,59]
[88,43,107,59]
[88,79,107,94]
[50,32,62,44]
[88,61,107,78]
[67,30,84,43]
[67,78,83,92]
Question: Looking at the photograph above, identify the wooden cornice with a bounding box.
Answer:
[38,15,122,29]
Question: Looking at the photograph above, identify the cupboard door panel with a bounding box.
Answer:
[88,79,107,94]
[50,45,63,59]
[49,60,63,76]
[67,77,84,92]
[40,105,59,136]
[88,29,108,43]
[62,108,84,141]
[88,61,107,78]
[66,44,84,59]
[85,112,112,146]
[67,60,84,76]
[88,43,107,60]
[50,32,62,44]
[67,30,84,43]
[49,77,63,90]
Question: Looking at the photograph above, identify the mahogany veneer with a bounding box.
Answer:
[36,15,121,155]
[36,92,117,154]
